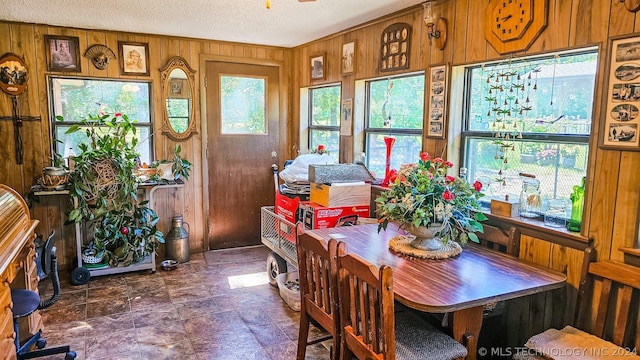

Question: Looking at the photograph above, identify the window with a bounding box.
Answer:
[364,73,425,178]
[309,85,340,162]
[461,49,597,215]
[49,77,153,163]
[221,76,266,134]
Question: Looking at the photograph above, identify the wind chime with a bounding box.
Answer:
[482,58,540,187]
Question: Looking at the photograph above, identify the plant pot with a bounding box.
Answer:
[404,223,443,251]
[40,166,69,189]
[538,157,557,166]
[561,156,576,168]
[519,154,536,164]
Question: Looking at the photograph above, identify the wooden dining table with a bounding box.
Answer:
[305,223,567,360]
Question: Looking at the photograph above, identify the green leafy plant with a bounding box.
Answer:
[375,152,487,245]
[59,112,164,265]
[152,145,192,183]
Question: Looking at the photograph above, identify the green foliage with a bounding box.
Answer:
[61,112,163,266]
[156,145,192,181]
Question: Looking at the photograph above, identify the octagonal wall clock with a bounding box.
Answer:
[485,0,548,54]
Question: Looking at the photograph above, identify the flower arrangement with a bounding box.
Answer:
[375,152,487,245]
[310,144,330,155]
[536,148,558,161]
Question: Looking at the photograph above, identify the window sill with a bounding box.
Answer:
[483,211,591,251]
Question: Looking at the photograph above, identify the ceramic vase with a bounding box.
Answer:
[405,223,443,251]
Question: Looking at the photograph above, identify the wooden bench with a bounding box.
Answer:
[515,260,640,359]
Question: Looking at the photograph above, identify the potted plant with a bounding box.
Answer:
[536,148,558,166]
[61,112,164,266]
[154,145,192,182]
[40,150,69,189]
[560,145,578,168]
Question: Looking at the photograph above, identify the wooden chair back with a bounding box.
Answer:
[296,231,341,359]
[575,261,640,350]
[337,242,397,360]
[476,224,521,256]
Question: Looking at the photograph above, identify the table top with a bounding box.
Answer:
[306,223,567,313]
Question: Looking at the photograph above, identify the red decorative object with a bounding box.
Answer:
[382,136,396,186]
[120,227,129,235]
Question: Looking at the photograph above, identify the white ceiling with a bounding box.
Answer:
[0,0,425,48]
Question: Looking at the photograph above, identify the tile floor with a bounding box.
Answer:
[35,246,331,360]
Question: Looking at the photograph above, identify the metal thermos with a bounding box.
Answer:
[166,214,190,262]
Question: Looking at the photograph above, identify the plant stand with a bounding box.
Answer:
[32,182,183,285]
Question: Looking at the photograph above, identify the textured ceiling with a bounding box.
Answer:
[0,0,425,47]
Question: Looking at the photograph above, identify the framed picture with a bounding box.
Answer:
[310,54,325,80]
[0,53,28,96]
[118,41,150,76]
[341,41,356,75]
[44,35,81,72]
[340,98,353,135]
[600,34,640,150]
[426,63,449,138]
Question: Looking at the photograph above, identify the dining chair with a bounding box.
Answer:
[295,229,341,360]
[336,242,468,360]
[476,224,521,257]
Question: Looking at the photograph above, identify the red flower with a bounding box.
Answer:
[445,175,455,183]
[388,169,398,182]
[444,161,454,168]
[120,227,129,235]
[420,152,431,162]
[473,180,483,192]
[115,112,122,117]
[442,189,455,202]
[317,144,325,151]
[433,158,444,163]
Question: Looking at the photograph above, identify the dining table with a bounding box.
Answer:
[305,223,567,360]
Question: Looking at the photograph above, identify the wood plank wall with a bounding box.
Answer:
[0,22,292,267]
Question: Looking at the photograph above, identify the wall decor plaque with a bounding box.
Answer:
[379,23,411,73]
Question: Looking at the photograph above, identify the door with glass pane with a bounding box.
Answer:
[205,62,280,249]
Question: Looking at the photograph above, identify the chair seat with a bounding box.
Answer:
[11,289,40,318]
[395,310,468,360]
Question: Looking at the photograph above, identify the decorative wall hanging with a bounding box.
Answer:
[621,0,640,12]
[341,41,356,75]
[310,53,325,80]
[118,41,150,76]
[485,0,548,55]
[84,44,116,70]
[340,98,353,136]
[600,34,640,150]
[44,35,81,72]
[426,63,449,138]
[0,53,41,164]
[379,23,411,73]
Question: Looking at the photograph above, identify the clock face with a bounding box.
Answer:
[492,0,533,42]
[485,0,547,54]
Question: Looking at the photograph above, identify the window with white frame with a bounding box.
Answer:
[461,49,597,216]
[308,85,340,162]
[364,73,425,178]
[49,77,153,164]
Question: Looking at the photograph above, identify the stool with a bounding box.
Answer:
[11,246,76,360]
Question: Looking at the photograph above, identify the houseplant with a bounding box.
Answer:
[536,148,558,166]
[375,152,487,250]
[560,145,578,168]
[61,112,164,266]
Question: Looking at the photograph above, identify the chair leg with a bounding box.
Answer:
[19,345,75,360]
[297,314,311,360]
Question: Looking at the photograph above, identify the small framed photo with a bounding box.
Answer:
[341,41,356,75]
[118,41,150,76]
[44,35,81,72]
[426,63,449,138]
[310,54,325,81]
[600,34,640,150]
[340,98,353,135]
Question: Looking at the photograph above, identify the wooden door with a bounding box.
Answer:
[205,61,280,249]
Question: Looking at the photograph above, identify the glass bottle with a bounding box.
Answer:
[567,177,585,232]
[519,174,541,218]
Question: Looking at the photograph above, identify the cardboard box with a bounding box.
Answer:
[310,182,371,207]
[490,197,520,218]
[275,192,306,243]
[299,201,370,230]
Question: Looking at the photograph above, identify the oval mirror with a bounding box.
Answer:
[161,56,197,140]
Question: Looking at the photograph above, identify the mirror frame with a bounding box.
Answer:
[160,56,197,140]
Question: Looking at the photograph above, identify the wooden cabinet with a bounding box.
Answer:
[0,184,40,360]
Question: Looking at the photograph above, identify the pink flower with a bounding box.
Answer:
[473,180,483,192]
[444,161,454,168]
[445,175,455,183]
[420,152,431,162]
[433,158,444,163]
[428,173,434,180]
[442,189,455,202]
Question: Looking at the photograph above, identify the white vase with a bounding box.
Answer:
[404,223,443,251]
